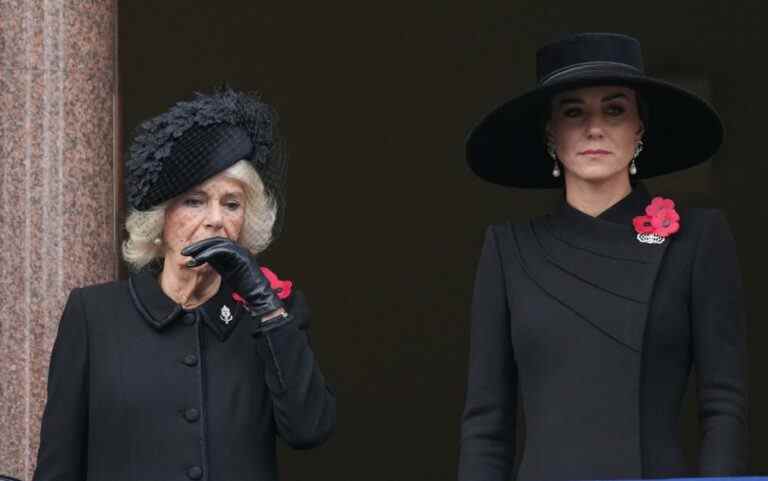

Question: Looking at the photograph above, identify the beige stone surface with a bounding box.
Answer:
[0,1,117,479]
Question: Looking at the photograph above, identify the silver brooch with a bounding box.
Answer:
[219,305,233,324]
[636,233,666,245]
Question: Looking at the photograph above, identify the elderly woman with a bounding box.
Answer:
[459,33,748,480]
[33,88,335,481]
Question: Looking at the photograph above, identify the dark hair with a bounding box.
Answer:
[636,92,649,129]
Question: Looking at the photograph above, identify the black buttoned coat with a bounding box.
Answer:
[33,268,336,481]
[458,186,748,481]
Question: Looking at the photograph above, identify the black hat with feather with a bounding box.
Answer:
[125,87,287,235]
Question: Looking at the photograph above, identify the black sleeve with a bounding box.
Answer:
[458,227,517,481]
[33,288,89,481]
[252,290,336,449]
[691,210,749,474]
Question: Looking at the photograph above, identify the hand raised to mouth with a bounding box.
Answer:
[182,237,283,318]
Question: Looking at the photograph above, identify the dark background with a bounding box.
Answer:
[120,1,768,479]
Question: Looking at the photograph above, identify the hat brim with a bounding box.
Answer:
[466,72,724,188]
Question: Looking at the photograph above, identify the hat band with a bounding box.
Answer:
[540,61,643,86]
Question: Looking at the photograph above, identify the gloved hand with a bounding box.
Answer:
[181,237,283,318]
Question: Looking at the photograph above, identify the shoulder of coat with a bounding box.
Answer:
[480,221,530,263]
[484,221,521,242]
[680,206,726,230]
[664,206,729,250]
[76,278,129,301]
[486,217,540,233]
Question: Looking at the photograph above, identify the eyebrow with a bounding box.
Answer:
[602,93,628,102]
[557,92,629,107]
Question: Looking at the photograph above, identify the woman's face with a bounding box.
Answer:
[547,85,644,184]
[162,171,246,271]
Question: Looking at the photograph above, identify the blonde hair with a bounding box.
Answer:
[122,160,277,271]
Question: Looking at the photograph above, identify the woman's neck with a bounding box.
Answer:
[564,174,632,218]
[158,259,221,310]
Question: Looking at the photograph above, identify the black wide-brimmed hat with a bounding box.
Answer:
[125,87,287,234]
[466,32,724,188]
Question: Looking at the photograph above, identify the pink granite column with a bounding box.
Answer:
[0,1,117,479]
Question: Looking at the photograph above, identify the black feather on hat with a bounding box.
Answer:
[125,87,287,234]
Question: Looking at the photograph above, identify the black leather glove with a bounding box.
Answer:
[181,237,283,318]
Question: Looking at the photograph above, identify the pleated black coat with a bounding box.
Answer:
[459,185,748,481]
[33,268,336,481]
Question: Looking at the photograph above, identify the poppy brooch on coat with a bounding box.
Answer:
[231,267,293,306]
[632,197,680,245]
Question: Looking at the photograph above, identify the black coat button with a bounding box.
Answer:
[183,354,198,366]
[182,313,196,325]
[187,466,203,479]
[184,408,200,422]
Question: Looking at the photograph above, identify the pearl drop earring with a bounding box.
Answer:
[547,141,560,178]
[630,140,644,175]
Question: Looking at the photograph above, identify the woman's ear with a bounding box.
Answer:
[635,121,645,140]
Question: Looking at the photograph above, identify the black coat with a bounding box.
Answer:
[458,185,748,481]
[33,268,336,481]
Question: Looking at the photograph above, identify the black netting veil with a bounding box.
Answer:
[267,129,288,240]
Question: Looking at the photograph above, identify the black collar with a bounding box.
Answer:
[547,182,657,263]
[128,268,245,341]
[559,182,651,226]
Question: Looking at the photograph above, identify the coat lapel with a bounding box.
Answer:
[129,267,245,340]
[129,269,184,330]
[512,184,670,352]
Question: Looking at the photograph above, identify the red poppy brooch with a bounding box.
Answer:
[231,267,293,305]
[632,197,680,245]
